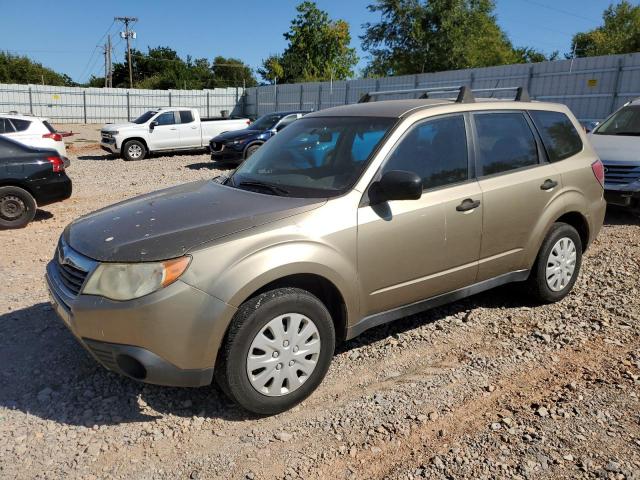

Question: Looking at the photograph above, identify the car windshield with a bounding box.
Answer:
[248,113,284,131]
[594,105,640,136]
[132,111,157,124]
[230,116,396,198]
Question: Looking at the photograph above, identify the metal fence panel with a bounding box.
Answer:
[243,52,640,122]
[0,84,243,123]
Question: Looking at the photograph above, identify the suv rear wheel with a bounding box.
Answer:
[527,222,582,303]
[0,186,37,229]
[122,140,147,161]
[216,287,335,415]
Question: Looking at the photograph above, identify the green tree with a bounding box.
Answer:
[212,56,257,87]
[571,1,640,57]
[258,1,358,84]
[513,47,559,64]
[0,51,76,86]
[361,0,521,76]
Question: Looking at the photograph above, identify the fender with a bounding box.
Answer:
[243,140,264,157]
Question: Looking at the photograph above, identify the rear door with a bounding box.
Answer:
[149,111,180,150]
[357,113,483,317]
[175,110,201,148]
[472,111,563,281]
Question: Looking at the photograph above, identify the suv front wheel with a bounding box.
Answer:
[527,222,583,303]
[216,288,335,415]
[122,140,147,161]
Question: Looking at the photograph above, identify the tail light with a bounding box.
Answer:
[246,120,251,125]
[47,156,64,172]
[591,159,605,187]
[43,133,63,142]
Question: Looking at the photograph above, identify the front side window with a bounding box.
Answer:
[475,112,539,176]
[132,111,157,124]
[594,105,640,136]
[381,115,469,190]
[231,116,395,198]
[155,112,176,126]
[529,110,583,162]
[179,110,194,123]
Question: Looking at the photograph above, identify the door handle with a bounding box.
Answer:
[540,179,558,191]
[169,127,177,130]
[191,126,197,129]
[456,198,481,212]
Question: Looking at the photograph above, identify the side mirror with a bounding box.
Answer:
[369,170,422,205]
[149,121,158,130]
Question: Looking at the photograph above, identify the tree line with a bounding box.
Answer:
[2,0,639,89]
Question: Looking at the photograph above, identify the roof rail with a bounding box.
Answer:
[357,85,531,104]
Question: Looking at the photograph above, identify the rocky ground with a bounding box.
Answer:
[0,125,638,479]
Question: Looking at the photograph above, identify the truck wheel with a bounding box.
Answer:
[122,140,147,161]
[0,186,37,229]
[244,144,261,159]
[215,288,335,415]
[526,222,582,303]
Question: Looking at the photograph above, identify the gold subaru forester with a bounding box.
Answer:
[46,87,606,414]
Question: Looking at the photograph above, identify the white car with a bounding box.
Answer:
[0,113,68,159]
[100,108,250,161]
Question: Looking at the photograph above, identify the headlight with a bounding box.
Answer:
[232,139,244,145]
[83,256,191,301]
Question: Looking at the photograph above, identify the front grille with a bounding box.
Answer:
[84,341,117,371]
[210,142,224,152]
[55,260,88,296]
[603,162,640,186]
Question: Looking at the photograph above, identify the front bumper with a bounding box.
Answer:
[100,136,119,154]
[604,180,640,207]
[210,142,245,163]
[45,258,235,387]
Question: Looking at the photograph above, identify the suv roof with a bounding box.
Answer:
[0,112,46,122]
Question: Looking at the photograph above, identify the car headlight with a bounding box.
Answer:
[232,139,245,145]
[83,256,191,301]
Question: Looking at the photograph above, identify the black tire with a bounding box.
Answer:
[0,186,37,229]
[526,222,583,303]
[244,144,261,160]
[215,287,335,415]
[122,140,147,161]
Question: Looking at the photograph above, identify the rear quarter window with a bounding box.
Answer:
[529,111,582,162]
[11,118,32,132]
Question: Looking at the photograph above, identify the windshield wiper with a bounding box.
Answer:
[237,180,290,196]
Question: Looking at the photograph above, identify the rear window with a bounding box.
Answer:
[529,111,582,162]
[42,120,56,133]
[179,110,194,123]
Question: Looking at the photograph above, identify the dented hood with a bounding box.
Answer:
[64,180,324,262]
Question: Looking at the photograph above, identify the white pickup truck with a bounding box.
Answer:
[100,108,250,161]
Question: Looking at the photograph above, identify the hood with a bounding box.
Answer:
[64,180,324,262]
[588,133,640,163]
[212,129,265,142]
[101,122,141,133]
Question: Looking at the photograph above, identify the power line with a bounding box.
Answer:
[516,0,601,23]
[78,19,116,83]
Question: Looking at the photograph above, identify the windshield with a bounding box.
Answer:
[594,105,640,136]
[231,116,396,198]
[132,111,157,124]
[248,113,284,131]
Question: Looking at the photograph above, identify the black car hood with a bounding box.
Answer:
[64,180,324,262]
[213,129,264,142]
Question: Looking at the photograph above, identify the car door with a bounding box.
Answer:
[149,111,180,150]
[357,113,483,317]
[175,110,201,148]
[472,111,563,281]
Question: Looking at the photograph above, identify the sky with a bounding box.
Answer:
[0,0,622,84]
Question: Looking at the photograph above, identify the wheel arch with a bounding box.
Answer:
[243,141,264,159]
[121,137,149,153]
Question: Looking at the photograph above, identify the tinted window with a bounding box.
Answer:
[11,118,32,132]
[0,118,15,134]
[475,112,539,176]
[275,115,298,131]
[383,115,469,189]
[133,111,157,124]
[594,105,640,136]
[155,112,176,126]
[530,111,582,162]
[179,110,194,123]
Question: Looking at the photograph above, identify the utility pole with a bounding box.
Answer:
[107,34,112,87]
[115,16,138,88]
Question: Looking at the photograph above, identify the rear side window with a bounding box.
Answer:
[11,118,32,132]
[384,114,469,189]
[529,111,582,162]
[0,118,15,134]
[474,112,539,176]
[179,110,194,123]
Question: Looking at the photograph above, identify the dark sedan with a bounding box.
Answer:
[0,135,72,228]
[210,111,309,164]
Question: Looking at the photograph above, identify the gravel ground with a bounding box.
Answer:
[0,128,639,479]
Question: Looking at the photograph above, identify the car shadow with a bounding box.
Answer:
[33,209,54,222]
[0,284,535,426]
[76,154,117,161]
[186,161,236,171]
[604,207,640,226]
